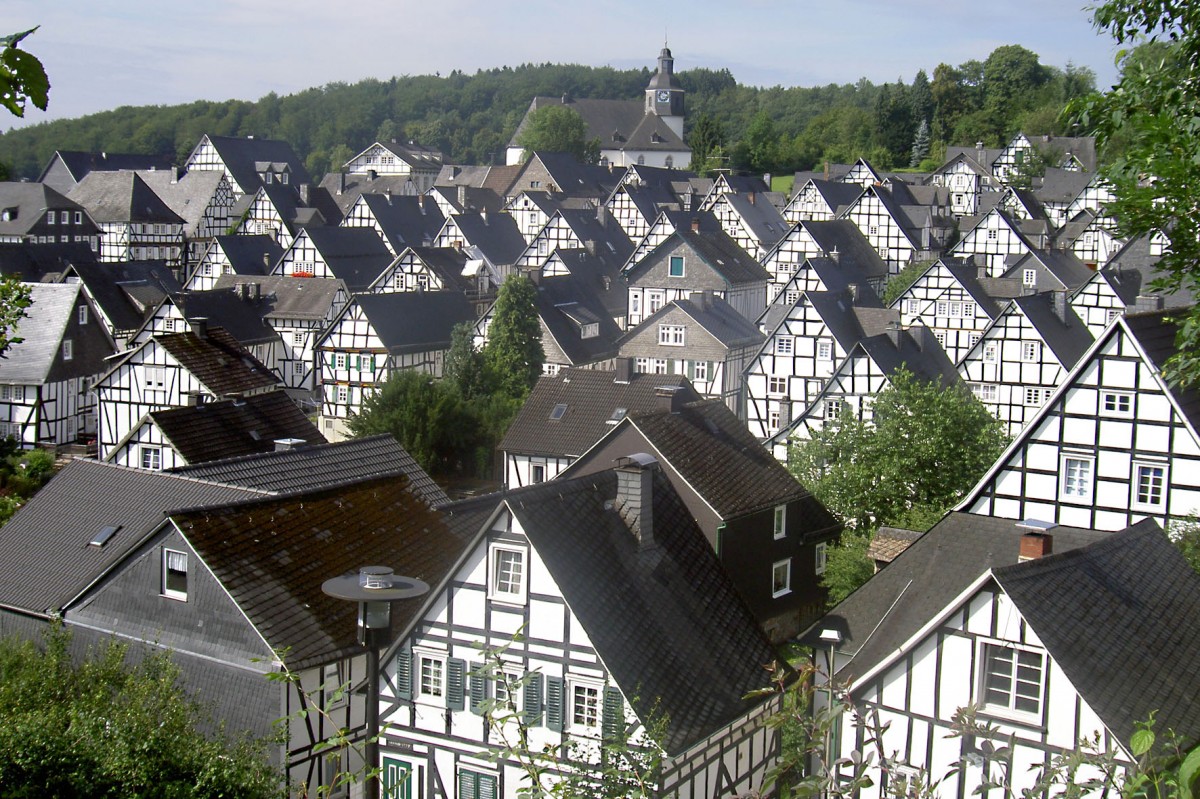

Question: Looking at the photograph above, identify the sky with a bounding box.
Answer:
[3,1,1123,133]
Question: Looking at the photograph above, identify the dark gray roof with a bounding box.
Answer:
[37,150,176,187]
[797,178,864,211]
[197,135,312,194]
[350,292,476,354]
[791,219,889,281]
[61,259,181,333]
[171,289,280,346]
[1012,293,1094,369]
[805,289,896,352]
[628,293,763,350]
[1122,309,1200,432]
[0,283,80,383]
[504,466,776,754]
[994,519,1200,749]
[0,183,88,237]
[500,368,700,457]
[135,170,228,232]
[447,211,527,266]
[171,434,448,511]
[0,241,97,281]
[357,194,445,252]
[804,512,1111,683]
[142,390,324,465]
[1103,234,1194,307]
[856,325,961,388]
[208,234,283,276]
[300,226,393,291]
[536,274,623,366]
[0,460,264,614]
[67,172,185,225]
[212,274,343,321]
[524,152,626,197]
[628,223,770,287]
[717,192,788,250]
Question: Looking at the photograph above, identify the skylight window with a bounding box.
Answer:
[89,525,120,548]
[607,407,627,424]
[549,403,568,421]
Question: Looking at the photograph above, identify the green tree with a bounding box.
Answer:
[982,45,1050,134]
[0,275,32,356]
[0,28,48,118]
[909,118,931,168]
[1071,1,1200,385]
[910,69,933,127]
[788,369,1008,531]
[483,276,544,400]
[821,532,876,606]
[0,627,280,798]
[516,105,600,164]
[873,82,915,167]
[443,320,488,400]
[733,109,781,173]
[687,112,725,166]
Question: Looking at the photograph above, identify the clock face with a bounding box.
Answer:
[657,90,671,102]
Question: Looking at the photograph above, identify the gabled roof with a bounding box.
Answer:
[352,140,443,170]
[61,259,181,333]
[1103,233,1194,306]
[378,246,472,294]
[503,466,777,754]
[208,234,284,275]
[354,193,445,252]
[135,170,228,231]
[0,182,88,237]
[148,328,279,397]
[1006,248,1094,292]
[297,226,393,290]
[67,172,185,225]
[0,283,81,383]
[626,222,770,286]
[347,292,475,354]
[212,274,343,321]
[510,98,647,155]
[854,325,961,388]
[171,289,279,346]
[499,368,700,457]
[620,114,690,153]
[0,241,97,281]
[1034,166,1094,206]
[626,293,763,351]
[0,460,264,614]
[1010,292,1094,368]
[714,192,788,250]
[793,178,863,211]
[784,219,889,281]
[805,289,897,352]
[521,151,625,197]
[171,434,447,506]
[37,150,176,187]
[445,212,527,266]
[993,520,1200,748]
[544,248,626,320]
[192,135,312,194]
[536,274,623,366]
[1123,309,1200,430]
[802,512,1110,683]
[171,474,468,670]
[137,390,324,466]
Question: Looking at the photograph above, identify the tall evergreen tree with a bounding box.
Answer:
[909,118,931,167]
[483,276,544,399]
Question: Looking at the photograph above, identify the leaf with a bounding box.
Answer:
[1130,727,1154,756]
[1179,745,1200,799]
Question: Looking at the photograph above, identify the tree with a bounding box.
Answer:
[0,28,48,118]
[0,627,280,798]
[788,369,1008,531]
[687,112,726,167]
[873,82,915,167]
[908,118,930,168]
[482,276,544,400]
[910,69,933,128]
[0,275,31,357]
[443,320,489,400]
[516,105,600,164]
[1070,1,1200,385]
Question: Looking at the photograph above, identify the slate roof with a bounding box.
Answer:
[445,212,527,266]
[170,289,280,345]
[795,178,863,211]
[208,234,283,276]
[382,246,472,294]
[427,184,504,215]
[504,466,777,754]
[152,328,280,396]
[993,519,1200,749]
[625,293,763,351]
[37,150,176,187]
[171,475,469,670]
[1034,167,1095,206]
[716,192,789,250]
[536,273,623,366]
[499,368,700,457]
[545,248,627,320]
[805,289,897,352]
[622,399,836,522]
[1011,292,1094,368]
[0,182,89,237]
[0,460,264,615]
[67,172,186,225]
[212,274,343,321]
[299,226,394,290]
[801,512,1111,683]
[509,98,646,153]
[0,241,97,281]
[63,259,180,332]
[134,170,228,232]
[0,283,80,383]
[350,292,476,354]
[627,222,770,286]
[356,193,445,252]
[1103,234,1194,307]
[197,135,312,195]
[524,152,627,197]
[138,390,324,465]
[171,434,448,506]
[787,219,889,282]
[857,325,961,388]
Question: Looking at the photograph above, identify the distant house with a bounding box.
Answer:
[0,283,113,447]
[67,172,187,264]
[273,226,393,291]
[59,259,181,348]
[889,259,1012,365]
[37,150,176,195]
[183,234,284,292]
[342,140,443,194]
[135,169,235,266]
[801,513,1200,799]
[0,182,100,252]
[184,134,312,198]
[761,220,889,301]
[339,192,445,256]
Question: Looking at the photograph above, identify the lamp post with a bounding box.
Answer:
[818,627,843,797]
[322,566,429,799]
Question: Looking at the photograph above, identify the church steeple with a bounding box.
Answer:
[644,43,685,138]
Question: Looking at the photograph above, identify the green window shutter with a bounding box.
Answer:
[545,676,565,732]
[353,355,361,370]
[479,773,497,799]
[685,360,694,380]
[469,661,488,714]
[458,771,477,799]
[601,686,624,741]
[447,658,466,711]
[395,649,412,700]
[523,672,544,726]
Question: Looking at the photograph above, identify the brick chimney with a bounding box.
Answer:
[1019,532,1053,562]
[615,454,657,550]
[655,385,685,413]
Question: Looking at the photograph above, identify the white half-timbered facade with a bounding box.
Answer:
[782,178,862,224]
[961,310,1200,531]
[378,462,779,799]
[237,187,295,248]
[951,208,1036,276]
[343,141,442,193]
[840,158,884,189]
[840,185,921,274]
[957,294,1094,437]
[891,261,1002,364]
[928,154,995,218]
[702,192,788,261]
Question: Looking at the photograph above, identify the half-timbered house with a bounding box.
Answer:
[744,286,895,440]
[136,169,235,267]
[184,234,283,292]
[339,192,444,256]
[961,309,1200,530]
[513,206,633,273]
[616,291,763,410]
[956,292,1094,437]
[342,140,443,193]
[802,512,1199,799]
[433,211,527,281]
[66,172,186,264]
[761,219,890,301]
[0,283,114,447]
[498,364,700,488]
[273,226,393,291]
[782,178,862,224]
[315,291,475,439]
[927,151,998,218]
[184,134,312,199]
[0,182,100,251]
[103,389,323,471]
[950,206,1040,276]
[378,458,779,799]
[59,259,181,348]
[37,150,176,195]
[839,184,933,275]
[236,183,332,251]
[94,323,281,461]
[701,190,789,261]
[890,260,1014,364]
[561,400,842,640]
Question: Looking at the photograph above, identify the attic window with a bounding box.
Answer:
[549,403,568,421]
[89,525,120,548]
[607,407,627,425]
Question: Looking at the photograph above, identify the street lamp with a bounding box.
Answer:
[322,566,429,799]
[818,627,843,797]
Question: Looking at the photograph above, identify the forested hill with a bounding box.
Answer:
[0,46,1097,182]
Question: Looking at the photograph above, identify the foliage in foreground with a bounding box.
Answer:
[0,443,57,526]
[0,627,280,799]
[0,28,49,118]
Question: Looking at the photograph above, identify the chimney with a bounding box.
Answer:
[823,160,830,180]
[192,316,208,339]
[1019,532,1053,562]
[385,187,393,202]
[481,209,489,226]
[976,142,985,163]
[248,282,260,301]
[614,357,633,384]
[601,275,611,291]
[763,172,772,187]
[457,184,467,210]
[597,204,609,229]
[263,251,272,269]
[747,191,756,206]
[367,169,377,181]
[1135,294,1165,312]
[885,320,902,349]
[418,194,428,214]
[829,246,840,264]
[690,216,701,233]
[615,455,656,550]
[335,172,346,195]
[655,385,685,413]
[584,239,597,256]
[274,437,307,452]
[689,290,712,310]
[1051,290,1069,325]
[847,283,859,304]
[170,166,179,184]
[299,183,311,206]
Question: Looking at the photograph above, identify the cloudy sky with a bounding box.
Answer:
[4,1,1122,132]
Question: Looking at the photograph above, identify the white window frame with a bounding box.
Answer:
[815,542,828,575]
[78,305,88,325]
[1059,453,1094,503]
[488,543,527,604]
[568,678,602,734]
[977,639,1045,721]
[692,360,708,382]
[416,651,447,704]
[668,255,685,277]
[771,558,792,598]
[816,340,833,360]
[1100,391,1133,417]
[657,324,686,346]
[767,376,787,396]
[140,445,161,470]
[1132,461,1168,512]
[775,336,794,356]
[162,548,188,601]
[982,342,998,363]
[62,339,73,361]
[773,505,786,539]
[1023,268,1037,287]
[1021,341,1041,362]
[335,385,349,404]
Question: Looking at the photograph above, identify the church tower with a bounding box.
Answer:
[644,45,685,139]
